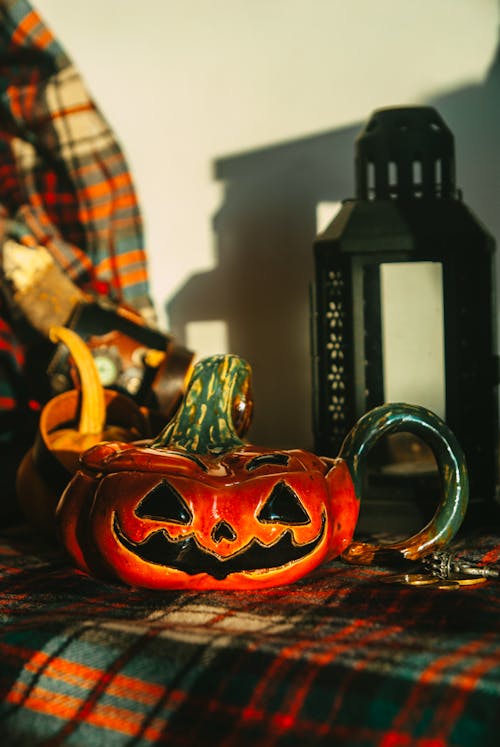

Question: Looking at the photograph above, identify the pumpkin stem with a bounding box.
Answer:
[151,354,253,455]
[49,326,106,435]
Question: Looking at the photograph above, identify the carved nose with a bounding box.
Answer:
[211,520,237,543]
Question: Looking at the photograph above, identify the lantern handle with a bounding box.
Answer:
[339,403,469,565]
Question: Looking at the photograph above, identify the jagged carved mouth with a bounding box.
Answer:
[113,514,326,580]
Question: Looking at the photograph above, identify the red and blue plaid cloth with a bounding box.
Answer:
[0,0,154,420]
[0,523,499,746]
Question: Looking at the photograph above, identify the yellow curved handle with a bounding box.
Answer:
[49,326,106,435]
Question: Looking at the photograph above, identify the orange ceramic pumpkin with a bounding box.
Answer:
[57,440,357,590]
[56,355,468,590]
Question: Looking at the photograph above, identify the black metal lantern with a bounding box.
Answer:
[311,106,498,523]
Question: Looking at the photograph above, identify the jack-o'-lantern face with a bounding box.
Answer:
[56,354,360,590]
[57,443,359,590]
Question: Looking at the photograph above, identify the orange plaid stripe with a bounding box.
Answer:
[6,683,166,742]
[10,9,54,50]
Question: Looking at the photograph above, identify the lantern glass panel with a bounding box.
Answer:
[380,262,446,418]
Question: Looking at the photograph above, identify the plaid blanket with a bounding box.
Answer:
[0,0,154,419]
[1,524,499,746]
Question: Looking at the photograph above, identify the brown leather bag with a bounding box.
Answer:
[16,327,152,536]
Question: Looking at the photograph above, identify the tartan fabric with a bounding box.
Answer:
[0,524,499,746]
[0,0,154,416]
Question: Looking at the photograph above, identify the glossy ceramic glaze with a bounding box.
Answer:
[56,354,469,590]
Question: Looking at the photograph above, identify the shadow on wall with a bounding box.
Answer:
[167,124,357,450]
[167,40,500,451]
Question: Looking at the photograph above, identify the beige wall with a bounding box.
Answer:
[34,0,500,447]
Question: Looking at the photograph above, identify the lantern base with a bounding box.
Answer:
[356,468,500,539]
[353,430,500,536]
[356,473,436,537]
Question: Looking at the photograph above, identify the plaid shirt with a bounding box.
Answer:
[0,0,154,416]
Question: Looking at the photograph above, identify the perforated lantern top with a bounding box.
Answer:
[355,106,457,201]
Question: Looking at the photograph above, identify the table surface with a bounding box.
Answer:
[1,523,499,747]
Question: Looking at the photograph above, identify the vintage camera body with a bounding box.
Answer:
[47,299,194,419]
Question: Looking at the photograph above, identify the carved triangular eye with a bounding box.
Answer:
[136,481,192,524]
[257,481,310,524]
